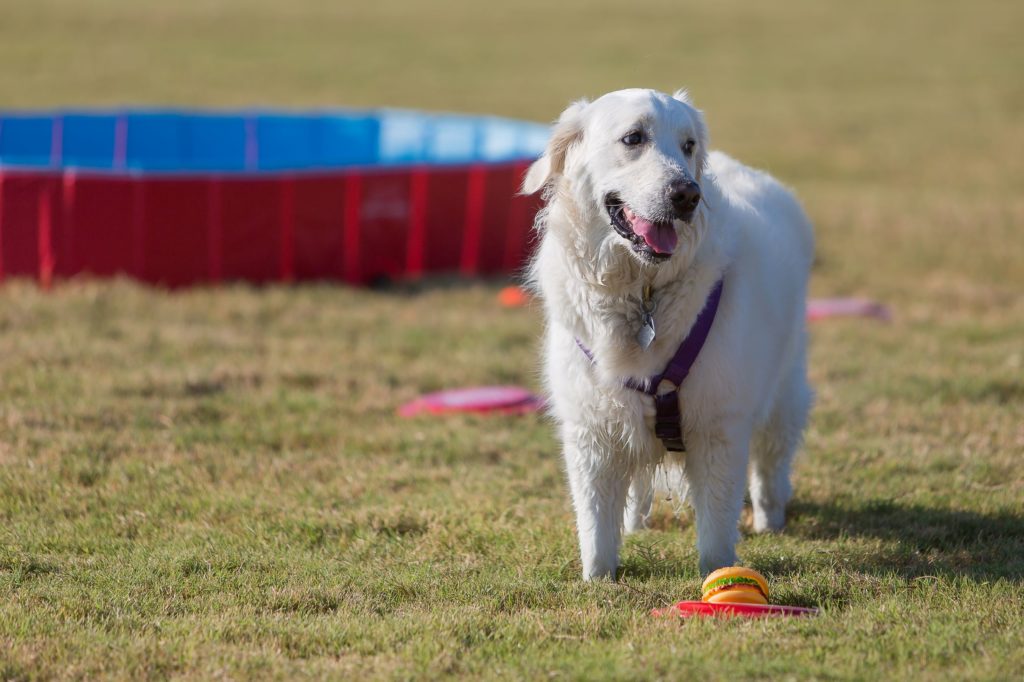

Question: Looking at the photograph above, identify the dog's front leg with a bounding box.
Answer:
[562,425,630,580]
[683,429,749,576]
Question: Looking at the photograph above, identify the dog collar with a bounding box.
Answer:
[575,278,724,452]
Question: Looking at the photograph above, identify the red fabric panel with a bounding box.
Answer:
[0,174,4,281]
[405,169,429,277]
[57,174,77,278]
[66,175,135,278]
[342,173,361,284]
[421,167,469,275]
[0,164,543,288]
[504,163,541,272]
[0,174,44,278]
[358,170,412,284]
[139,178,210,287]
[475,165,521,275]
[206,180,223,283]
[292,174,345,281]
[218,177,281,284]
[131,182,145,277]
[37,184,54,288]
[278,178,295,282]
[39,176,72,282]
[460,165,487,275]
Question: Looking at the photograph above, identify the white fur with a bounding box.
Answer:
[525,89,814,579]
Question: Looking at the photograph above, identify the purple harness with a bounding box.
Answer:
[576,279,724,452]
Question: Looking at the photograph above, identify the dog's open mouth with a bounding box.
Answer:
[605,193,677,261]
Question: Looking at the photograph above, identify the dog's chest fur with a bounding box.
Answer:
[535,208,732,389]
[591,274,717,382]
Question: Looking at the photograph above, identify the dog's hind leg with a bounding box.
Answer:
[749,366,813,533]
[562,425,631,580]
[623,470,654,534]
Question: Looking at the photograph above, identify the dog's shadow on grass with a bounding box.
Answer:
[619,498,1024,586]
[778,498,1024,583]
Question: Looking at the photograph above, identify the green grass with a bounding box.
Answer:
[2,0,1023,679]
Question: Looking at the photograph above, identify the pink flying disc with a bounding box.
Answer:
[807,298,891,322]
[398,385,544,417]
[652,600,819,619]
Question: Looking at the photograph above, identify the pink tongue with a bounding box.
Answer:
[631,216,678,254]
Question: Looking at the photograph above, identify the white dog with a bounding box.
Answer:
[524,88,814,579]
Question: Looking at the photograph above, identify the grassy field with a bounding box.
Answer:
[2,0,1023,679]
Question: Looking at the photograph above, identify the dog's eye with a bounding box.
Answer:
[682,139,696,156]
[621,131,645,147]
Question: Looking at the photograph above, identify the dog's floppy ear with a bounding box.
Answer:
[521,99,588,195]
[672,89,710,181]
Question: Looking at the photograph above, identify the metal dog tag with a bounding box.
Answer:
[637,312,656,349]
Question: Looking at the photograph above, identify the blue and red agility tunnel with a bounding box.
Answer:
[0,109,548,287]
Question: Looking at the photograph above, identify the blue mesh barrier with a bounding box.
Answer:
[0,115,53,167]
[184,114,248,172]
[125,113,185,171]
[62,114,118,169]
[0,109,547,173]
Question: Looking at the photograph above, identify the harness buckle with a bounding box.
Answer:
[653,391,685,452]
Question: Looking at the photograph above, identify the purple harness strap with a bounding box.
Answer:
[576,279,724,452]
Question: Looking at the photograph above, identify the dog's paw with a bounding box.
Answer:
[582,565,618,581]
[581,553,620,581]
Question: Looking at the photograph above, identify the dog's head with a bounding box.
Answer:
[524,89,709,267]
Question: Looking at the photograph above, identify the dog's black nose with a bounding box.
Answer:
[669,180,701,219]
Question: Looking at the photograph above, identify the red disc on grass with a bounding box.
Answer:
[398,386,544,417]
[652,601,819,619]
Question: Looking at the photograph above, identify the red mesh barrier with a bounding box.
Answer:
[291,174,346,282]
[141,178,212,287]
[358,170,413,285]
[0,161,538,288]
[420,167,470,276]
[218,177,288,285]
[0,174,42,279]
[66,176,138,278]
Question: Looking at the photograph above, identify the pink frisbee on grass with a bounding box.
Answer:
[807,298,891,322]
[398,385,544,417]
